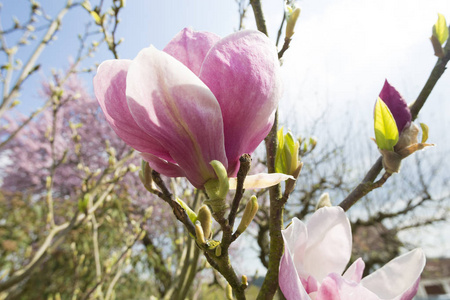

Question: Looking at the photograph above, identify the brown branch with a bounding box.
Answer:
[250,0,268,36]
[228,154,251,228]
[278,37,292,59]
[257,111,283,300]
[150,171,197,237]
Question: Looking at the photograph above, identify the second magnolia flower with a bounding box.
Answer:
[94,28,282,188]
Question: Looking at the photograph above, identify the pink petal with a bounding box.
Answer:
[140,152,185,178]
[318,273,380,300]
[378,79,412,133]
[361,248,425,300]
[126,46,228,188]
[343,258,365,283]
[303,207,352,282]
[93,59,172,161]
[279,241,311,300]
[163,27,220,76]
[199,30,282,175]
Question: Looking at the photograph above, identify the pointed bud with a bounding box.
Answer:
[241,275,248,287]
[195,220,206,245]
[285,6,301,39]
[215,244,222,257]
[139,159,154,191]
[236,196,259,236]
[197,205,212,239]
[315,193,332,210]
[432,13,449,45]
[226,284,233,300]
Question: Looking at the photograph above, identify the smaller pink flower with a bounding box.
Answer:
[279,207,426,300]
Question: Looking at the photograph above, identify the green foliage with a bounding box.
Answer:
[433,13,449,45]
[374,97,399,151]
[420,123,429,143]
[275,127,300,174]
[176,197,198,224]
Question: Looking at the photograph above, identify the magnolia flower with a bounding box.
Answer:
[374,80,433,173]
[94,28,282,188]
[279,207,426,300]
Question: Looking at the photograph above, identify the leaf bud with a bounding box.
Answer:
[315,193,332,210]
[195,221,206,245]
[197,205,212,239]
[215,244,222,257]
[285,6,301,39]
[226,284,233,300]
[236,195,259,236]
[275,127,302,176]
[242,275,248,287]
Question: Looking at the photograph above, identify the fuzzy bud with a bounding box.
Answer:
[315,193,332,210]
[197,205,212,240]
[285,6,301,39]
[242,275,248,287]
[195,220,206,245]
[226,284,233,300]
[236,195,259,236]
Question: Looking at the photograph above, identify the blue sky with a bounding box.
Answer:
[3,0,450,267]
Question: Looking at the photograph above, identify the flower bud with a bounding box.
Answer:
[236,195,258,236]
[285,6,301,39]
[197,205,212,239]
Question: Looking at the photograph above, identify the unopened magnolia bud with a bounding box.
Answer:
[197,205,212,239]
[286,7,301,39]
[215,244,222,257]
[316,193,332,210]
[195,221,206,245]
[139,160,153,191]
[236,196,259,236]
[242,275,248,287]
[226,284,233,300]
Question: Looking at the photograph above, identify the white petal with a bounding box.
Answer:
[361,248,425,300]
[303,207,352,282]
[229,173,294,190]
[282,218,309,280]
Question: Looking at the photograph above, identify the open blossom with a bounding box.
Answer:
[279,207,426,300]
[94,28,281,188]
